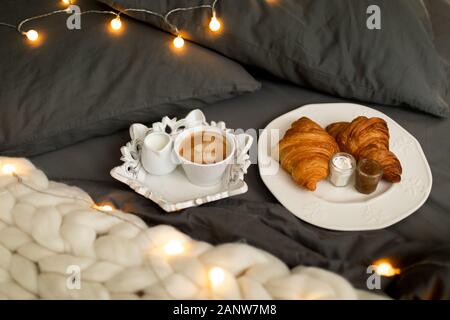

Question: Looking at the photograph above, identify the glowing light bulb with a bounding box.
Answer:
[209,267,225,287]
[1,164,15,175]
[62,0,71,5]
[173,35,185,49]
[93,203,114,212]
[209,16,221,32]
[374,260,400,277]
[110,17,122,30]
[26,30,39,42]
[163,240,184,256]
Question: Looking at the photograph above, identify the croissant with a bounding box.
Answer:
[326,117,402,183]
[279,117,340,191]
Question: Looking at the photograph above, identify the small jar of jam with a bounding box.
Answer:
[329,152,356,187]
[355,159,383,194]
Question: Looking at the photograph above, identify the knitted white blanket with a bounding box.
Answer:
[0,157,384,300]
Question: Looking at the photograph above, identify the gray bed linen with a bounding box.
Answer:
[30,0,450,299]
[30,77,450,299]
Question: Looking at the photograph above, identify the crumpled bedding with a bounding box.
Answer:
[0,157,386,300]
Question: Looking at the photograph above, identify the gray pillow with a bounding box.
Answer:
[0,0,260,156]
[98,0,449,117]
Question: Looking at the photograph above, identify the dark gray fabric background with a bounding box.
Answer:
[0,0,260,156]
[99,0,449,117]
[25,0,450,299]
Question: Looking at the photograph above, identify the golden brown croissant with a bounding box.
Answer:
[279,117,340,191]
[326,117,402,183]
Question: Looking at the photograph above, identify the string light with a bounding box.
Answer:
[92,203,114,212]
[209,13,221,32]
[110,16,122,31]
[209,267,225,287]
[1,164,16,175]
[163,240,185,256]
[374,260,400,277]
[25,30,39,42]
[0,0,222,49]
[173,35,185,49]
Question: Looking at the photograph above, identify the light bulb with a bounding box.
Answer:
[209,16,221,32]
[110,17,122,30]
[374,260,400,277]
[26,30,39,42]
[1,164,15,175]
[163,240,184,256]
[209,267,225,287]
[173,35,185,49]
[93,203,114,212]
[62,0,71,5]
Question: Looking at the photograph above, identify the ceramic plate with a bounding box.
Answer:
[258,103,432,231]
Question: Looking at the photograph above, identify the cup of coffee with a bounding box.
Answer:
[174,126,236,186]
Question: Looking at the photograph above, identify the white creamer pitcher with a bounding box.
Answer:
[141,132,177,175]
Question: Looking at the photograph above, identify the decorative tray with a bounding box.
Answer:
[110,110,252,212]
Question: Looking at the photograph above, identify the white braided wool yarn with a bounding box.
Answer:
[0,157,385,300]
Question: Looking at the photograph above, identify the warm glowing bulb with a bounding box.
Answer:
[173,35,185,49]
[110,17,122,30]
[209,267,225,287]
[62,0,71,5]
[209,16,221,32]
[26,30,39,42]
[374,261,400,277]
[163,240,184,256]
[1,164,15,175]
[93,204,114,212]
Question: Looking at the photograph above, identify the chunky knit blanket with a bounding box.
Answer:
[0,157,384,300]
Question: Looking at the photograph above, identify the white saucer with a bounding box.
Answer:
[258,103,432,231]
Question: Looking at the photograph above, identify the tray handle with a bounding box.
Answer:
[224,133,253,186]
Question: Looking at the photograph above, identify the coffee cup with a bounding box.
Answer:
[174,126,236,186]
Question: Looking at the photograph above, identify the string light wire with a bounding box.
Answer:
[17,9,69,34]
[0,22,17,30]
[1,0,222,45]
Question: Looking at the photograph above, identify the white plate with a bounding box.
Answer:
[258,103,432,231]
[111,110,252,212]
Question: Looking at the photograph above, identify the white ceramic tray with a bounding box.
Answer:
[111,110,252,212]
[258,103,433,231]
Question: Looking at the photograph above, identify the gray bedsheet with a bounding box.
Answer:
[30,0,450,299]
